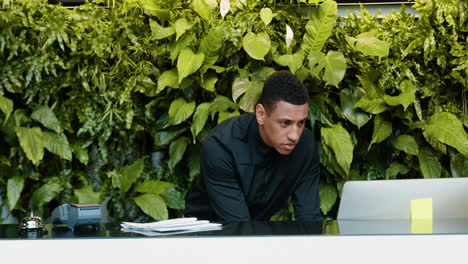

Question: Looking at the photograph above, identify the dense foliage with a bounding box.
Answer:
[0,0,466,222]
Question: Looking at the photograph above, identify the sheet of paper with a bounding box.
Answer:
[121,217,222,235]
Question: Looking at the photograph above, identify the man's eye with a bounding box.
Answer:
[281,121,290,127]
[298,120,306,127]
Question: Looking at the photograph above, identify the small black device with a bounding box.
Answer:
[51,203,101,231]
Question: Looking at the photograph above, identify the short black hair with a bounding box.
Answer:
[259,70,309,112]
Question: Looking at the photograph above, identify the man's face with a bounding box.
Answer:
[256,100,309,155]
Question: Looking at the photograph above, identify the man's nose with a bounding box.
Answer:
[287,125,300,143]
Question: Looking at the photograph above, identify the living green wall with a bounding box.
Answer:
[0,0,467,223]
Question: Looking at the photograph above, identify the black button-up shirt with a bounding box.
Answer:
[184,113,321,221]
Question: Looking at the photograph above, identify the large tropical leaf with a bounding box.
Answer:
[418,147,441,179]
[218,110,240,124]
[301,0,337,53]
[354,96,389,114]
[174,18,192,40]
[149,19,175,40]
[210,95,238,119]
[153,127,186,147]
[345,32,390,58]
[7,176,24,210]
[15,127,45,165]
[32,180,63,209]
[135,180,174,195]
[31,105,61,133]
[134,193,168,220]
[165,98,196,127]
[199,27,224,68]
[118,158,145,193]
[369,115,392,149]
[340,88,370,129]
[74,185,102,204]
[192,0,213,21]
[308,50,346,87]
[319,183,337,215]
[43,131,72,161]
[242,32,271,61]
[0,95,13,121]
[177,48,205,83]
[238,79,263,112]
[260,8,273,25]
[275,51,304,73]
[200,73,218,92]
[391,134,419,155]
[168,136,190,171]
[191,102,211,142]
[386,162,410,179]
[71,141,89,165]
[156,69,179,94]
[232,72,250,103]
[423,112,468,157]
[161,187,185,209]
[383,80,416,110]
[357,71,385,98]
[451,153,468,177]
[321,124,353,175]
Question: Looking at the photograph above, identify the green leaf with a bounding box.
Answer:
[153,127,186,147]
[383,80,416,110]
[74,185,102,204]
[260,8,273,25]
[242,32,271,61]
[118,158,145,193]
[275,51,304,73]
[354,96,389,114]
[157,69,179,94]
[308,50,346,87]
[418,147,441,179]
[161,187,185,210]
[191,102,211,142]
[238,79,263,112]
[423,112,468,157]
[149,19,175,40]
[134,193,168,220]
[71,141,89,165]
[301,0,337,53]
[218,110,240,124]
[200,74,218,92]
[210,95,237,119]
[340,88,370,129]
[0,95,13,121]
[345,32,390,58]
[7,176,24,210]
[319,183,337,215]
[31,106,61,133]
[43,131,72,161]
[168,136,190,171]
[357,72,385,98]
[369,115,392,149]
[174,18,192,40]
[391,134,419,155]
[321,124,354,175]
[135,180,174,195]
[15,127,45,166]
[177,48,205,83]
[451,153,468,177]
[199,27,224,68]
[192,0,213,20]
[386,162,410,179]
[165,98,196,127]
[232,74,250,103]
[32,181,63,209]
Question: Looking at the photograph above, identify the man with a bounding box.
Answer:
[184,70,321,221]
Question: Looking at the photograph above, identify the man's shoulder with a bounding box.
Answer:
[206,113,255,143]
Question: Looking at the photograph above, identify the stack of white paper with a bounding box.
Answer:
[120,217,222,236]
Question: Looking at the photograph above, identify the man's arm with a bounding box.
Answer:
[291,148,322,221]
[201,138,251,221]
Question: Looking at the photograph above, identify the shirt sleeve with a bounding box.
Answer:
[291,147,322,221]
[201,137,251,221]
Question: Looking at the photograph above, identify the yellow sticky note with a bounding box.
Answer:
[410,198,433,234]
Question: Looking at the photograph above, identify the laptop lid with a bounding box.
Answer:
[337,178,468,220]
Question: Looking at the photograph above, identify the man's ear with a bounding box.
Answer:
[256,104,266,125]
